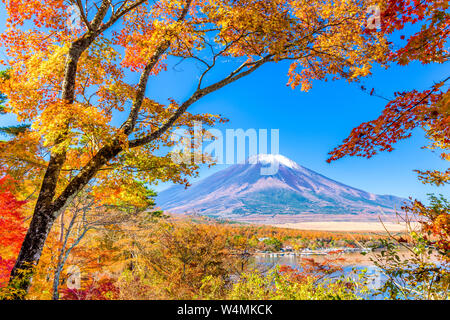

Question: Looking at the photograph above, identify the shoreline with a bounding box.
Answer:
[270,221,417,232]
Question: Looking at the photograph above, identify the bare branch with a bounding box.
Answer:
[128,55,272,148]
[73,0,92,30]
[120,0,193,135]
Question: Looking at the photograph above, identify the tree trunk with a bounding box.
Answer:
[6,142,122,299]
[5,2,119,299]
[52,259,64,300]
[4,2,193,299]
[6,42,90,298]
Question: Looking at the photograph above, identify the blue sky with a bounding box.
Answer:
[0,4,448,201]
[149,58,449,201]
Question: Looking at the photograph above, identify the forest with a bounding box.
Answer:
[0,190,391,300]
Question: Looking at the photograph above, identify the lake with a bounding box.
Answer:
[252,251,387,299]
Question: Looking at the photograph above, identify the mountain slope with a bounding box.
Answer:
[157,154,406,222]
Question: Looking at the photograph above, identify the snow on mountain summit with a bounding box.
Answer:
[247,154,301,170]
[157,154,407,222]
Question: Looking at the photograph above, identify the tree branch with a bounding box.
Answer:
[128,55,272,148]
[120,0,193,135]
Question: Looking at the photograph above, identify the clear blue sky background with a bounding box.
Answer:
[0,4,448,201]
[149,59,449,201]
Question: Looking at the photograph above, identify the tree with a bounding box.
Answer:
[327,0,449,299]
[369,195,450,299]
[263,237,283,252]
[0,70,30,137]
[0,0,390,297]
[328,0,449,179]
[138,222,232,299]
[0,175,26,298]
[228,265,368,300]
[50,180,158,300]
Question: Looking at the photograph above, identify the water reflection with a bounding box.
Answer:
[251,252,386,299]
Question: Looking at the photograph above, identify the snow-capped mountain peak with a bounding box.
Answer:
[248,154,301,170]
[157,155,407,223]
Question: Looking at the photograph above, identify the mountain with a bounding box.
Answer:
[156,154,406,223]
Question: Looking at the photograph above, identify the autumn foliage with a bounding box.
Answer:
[328,0,449,185]
[328,0,449,300]
[0,175,26,287]
[60,277,120,300]
[0,0,448,300]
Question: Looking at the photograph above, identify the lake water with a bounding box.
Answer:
[252,252,386,299]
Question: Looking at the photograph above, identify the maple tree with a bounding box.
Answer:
[328,0,449,299]
[328,0,449,181]
[0,175,26,296]
[0,0,391,297]
[367,195,450,299]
